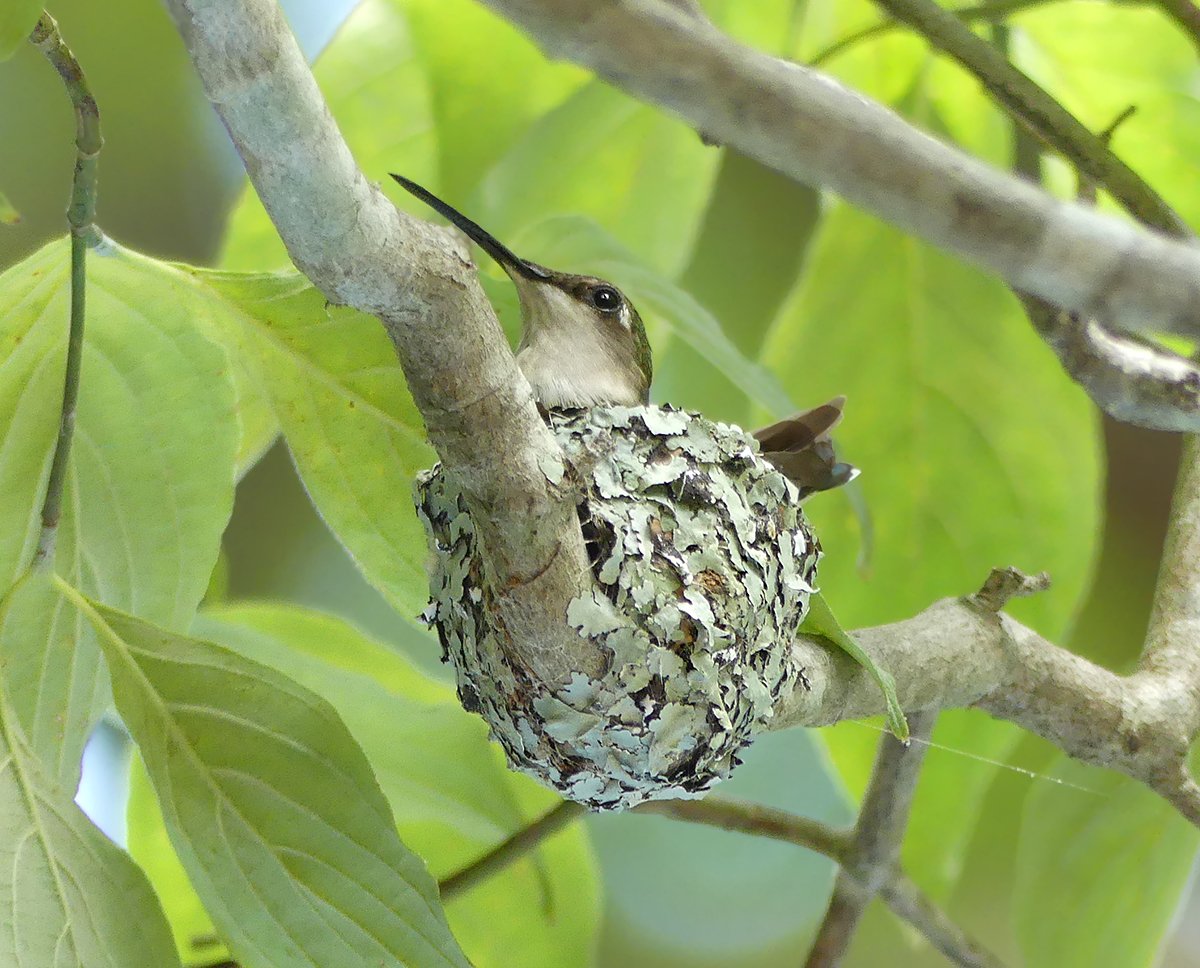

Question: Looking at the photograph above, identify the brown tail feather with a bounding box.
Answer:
[753,396,858,499]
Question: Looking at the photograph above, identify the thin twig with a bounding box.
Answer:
[879,876,1006,968]
[28,12,101,569]
[805,710,938,968]
[810,0,1060,66]
[646,793,1003,967]
[438,800,586,900]
[866,0,1187,236]
[1155,0,1200,54]
[635,796,854,860]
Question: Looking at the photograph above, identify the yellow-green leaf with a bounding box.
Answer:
[190,603,601,968]
[0,1,41,62]
[0,190,19,224]
[1015,759,1199,967]
[59,579,472,968]
[0,574,179,968]
[0,238,241,786]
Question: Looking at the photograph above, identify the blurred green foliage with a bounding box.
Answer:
[1,0,1198,965]
[0,1,42,62]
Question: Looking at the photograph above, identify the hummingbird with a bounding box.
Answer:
[390,174,856,498]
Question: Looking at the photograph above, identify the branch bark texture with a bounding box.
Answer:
[806,711,937,968]
[162,0,601,682]
[477,0,1200,340]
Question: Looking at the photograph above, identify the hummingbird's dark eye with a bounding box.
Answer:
[589,285,622,312]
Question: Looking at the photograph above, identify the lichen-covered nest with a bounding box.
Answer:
[416,405,819,811]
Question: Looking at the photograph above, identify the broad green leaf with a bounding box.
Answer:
[1015,3,1200,231]
[0,189,18,224]
[0,575,180,968]
[657,152,822,424]
[1015,759,1199,968]
[190,603,600,968]
[512,214,797,419]
[0,238,240,786]
[802,591,906,740]
[694,154,817,361]
[764,202,1100,670]
[797,0,928,106]
[474,80,719,278]
[221,0,438,270]
[222,0,586,271]
[59,580,472,968]
[398,0,588,202]
[188,268,435,618]
[89,245,429,618]
[0,1,40,62]
[699,0,802,54]
[95,241,277,479]
[763,203,1100,901]
[127,754,225,968]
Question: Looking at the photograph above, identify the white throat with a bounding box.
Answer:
[514,281,642,407]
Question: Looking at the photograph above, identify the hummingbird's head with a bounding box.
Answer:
[391,174,652,409]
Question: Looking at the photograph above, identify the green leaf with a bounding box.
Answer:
[188,268,435,618]
[1015,3,1200,230]
[58,579,472,968]
[83,244,429,618]
[398,0,588,202]
[796,0,928,103]
[189,603,601,968]
[0,238,241,785]
[0,189,19,224]
[763,203,1100,898]
[0,573,180,968]
[1014,759,1199,968]
[127,753,225,967]
[699,0,801,54]
[0,1,40,62]
[763,202,1100,651]
[802,591,907,740]
[220,0,438,270]
[475,80,719,278]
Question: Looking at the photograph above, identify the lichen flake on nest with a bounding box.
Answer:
[416,405,820,811]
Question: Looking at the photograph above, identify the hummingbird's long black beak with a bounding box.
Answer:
[390,174,551,282]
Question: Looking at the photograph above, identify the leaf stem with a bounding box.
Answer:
[28,11,101,569]
[437,800,586,900]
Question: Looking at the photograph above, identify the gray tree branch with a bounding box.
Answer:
[770,557,1200,824]
[806,711,938,968]
[476,0,1200,340]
